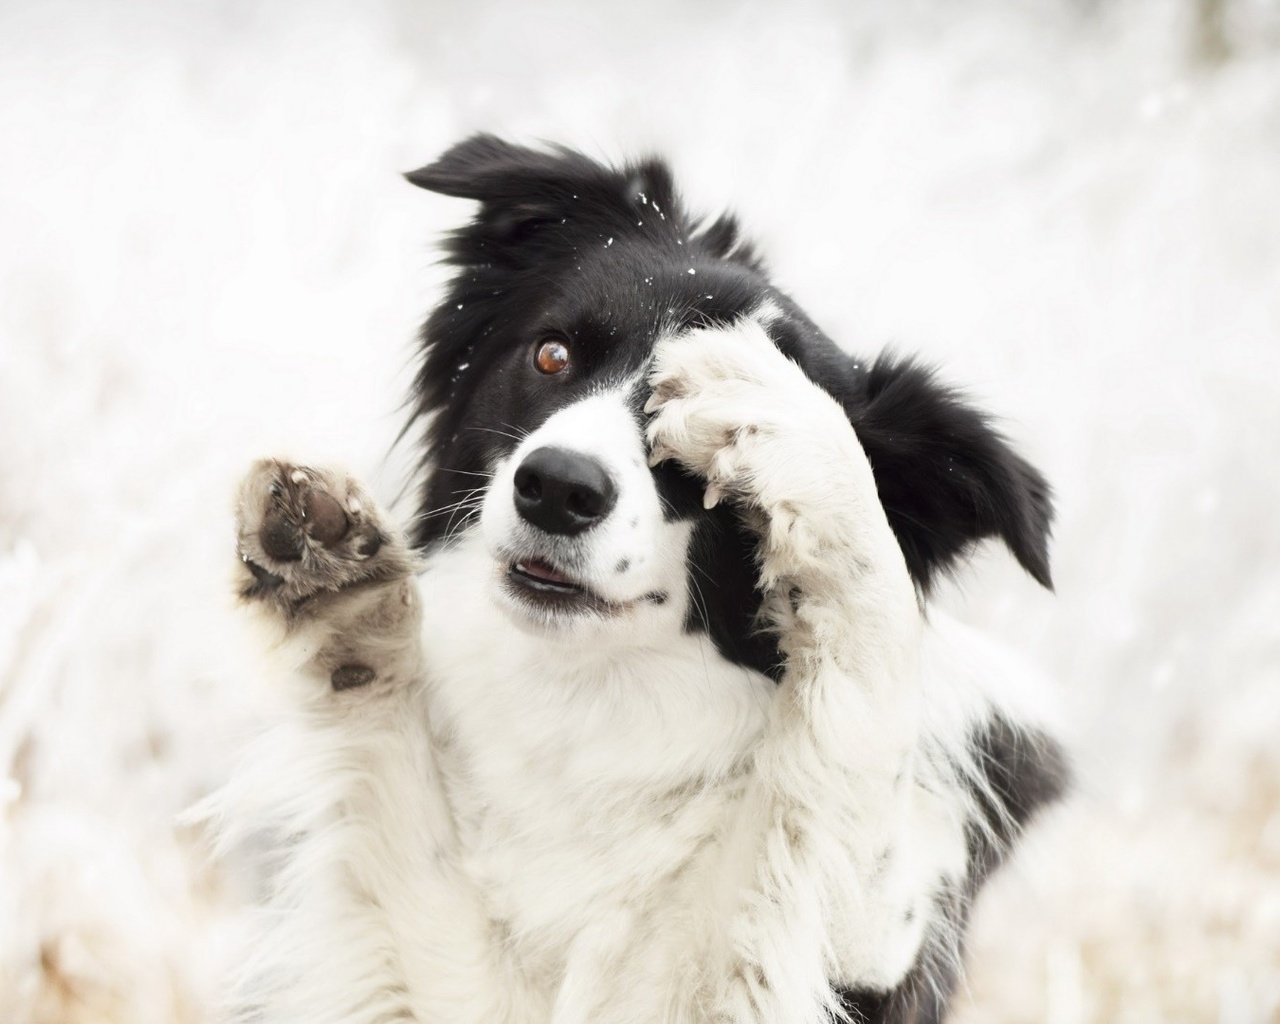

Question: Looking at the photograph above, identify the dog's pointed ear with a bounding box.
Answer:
[404,134,682,266]
[851,355,1054,592]
[403,134,515,196]
[405,134,563,200]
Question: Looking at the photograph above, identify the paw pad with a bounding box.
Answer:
[331,664,376,691]
[235,459,412,608]
[303,489,349,547]
[260,510,304,562]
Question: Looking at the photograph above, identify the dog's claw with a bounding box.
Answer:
[643,392,664,415]
[648,444,675,468]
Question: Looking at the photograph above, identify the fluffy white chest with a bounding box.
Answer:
[417,540,774,956]
[221,491,1051,1024]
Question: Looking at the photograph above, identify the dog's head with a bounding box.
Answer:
[405,135,1053,676]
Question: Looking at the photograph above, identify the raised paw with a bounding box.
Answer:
[234,459,416,611]
[645,318,863,514]
[645,318,911,605]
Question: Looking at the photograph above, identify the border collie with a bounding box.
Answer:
[216,135,1067,1024]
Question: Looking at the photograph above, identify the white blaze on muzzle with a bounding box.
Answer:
[479,386,692,612]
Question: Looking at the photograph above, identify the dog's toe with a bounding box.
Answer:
[303,488,349,547]
[260,509,305,561]
[243,556,286,589]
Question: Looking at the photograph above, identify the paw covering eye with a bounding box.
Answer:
[534,338,571,374]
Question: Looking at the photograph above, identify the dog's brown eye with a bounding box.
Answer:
[534,338,571,375]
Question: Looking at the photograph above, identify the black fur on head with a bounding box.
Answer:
[404,135,1053,669]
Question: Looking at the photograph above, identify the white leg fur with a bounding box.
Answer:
[646,317,942,1020]
[206,463,509,1024]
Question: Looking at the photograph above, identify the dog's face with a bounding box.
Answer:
[406,136,1054,676]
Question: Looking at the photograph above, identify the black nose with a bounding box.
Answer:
[513,446,617,536]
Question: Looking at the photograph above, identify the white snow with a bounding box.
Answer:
[1,1,1278,1022]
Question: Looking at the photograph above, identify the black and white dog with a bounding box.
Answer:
[221,136,1067,1024]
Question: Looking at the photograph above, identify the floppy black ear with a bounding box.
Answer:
[850,355,1054,592]
[405,134,523,195]
[405,134,587,200]
[404,133,681,265]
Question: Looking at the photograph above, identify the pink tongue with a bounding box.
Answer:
[521,559,574,585]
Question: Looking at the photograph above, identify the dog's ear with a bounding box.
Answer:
[405,134,681,264]
[849,355,1054,592]
[405,134,585,202]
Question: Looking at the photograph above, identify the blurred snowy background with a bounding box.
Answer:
[1,0,1278,1021]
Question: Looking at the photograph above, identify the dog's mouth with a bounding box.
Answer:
[509,558,586,595]
[500,554,670,622]
[502,556,621,618]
